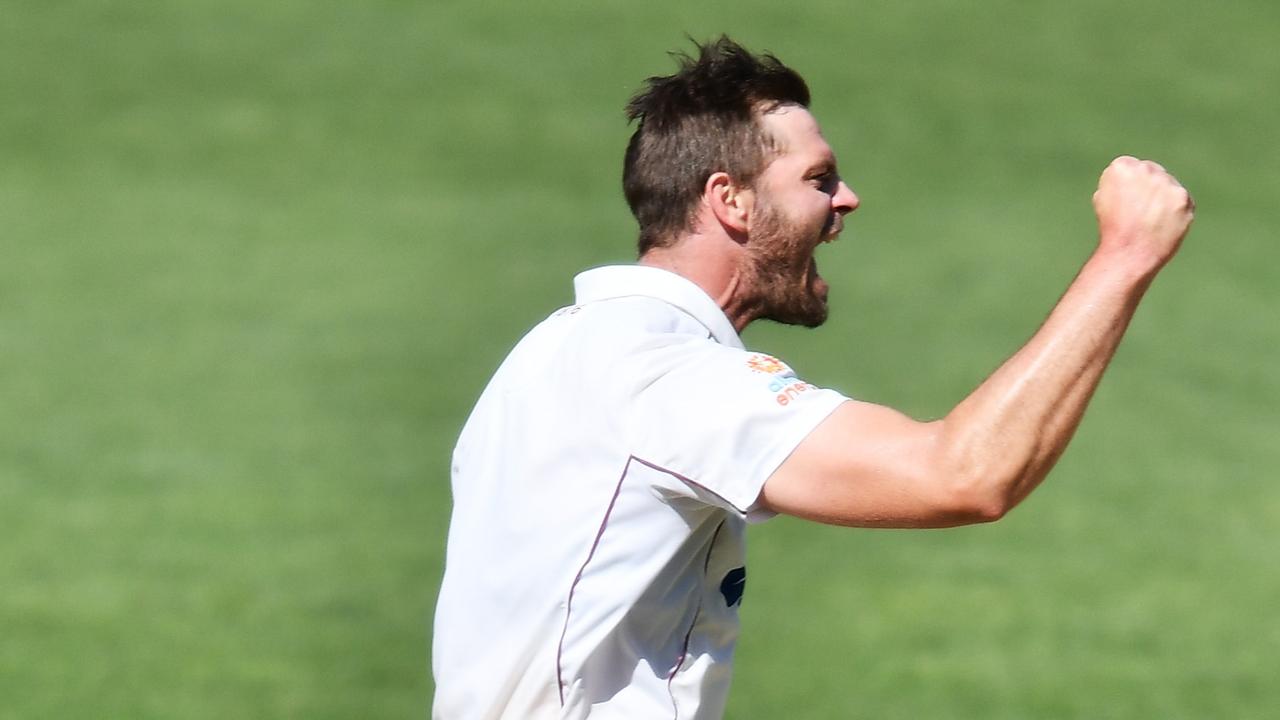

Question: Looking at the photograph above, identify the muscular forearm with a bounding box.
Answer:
[934,250,1156,517]
[760,157,1193,529]
[930,157,1193,519]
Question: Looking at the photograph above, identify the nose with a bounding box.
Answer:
[832,180,859,215]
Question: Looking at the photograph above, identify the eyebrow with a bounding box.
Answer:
[805,157,838,176]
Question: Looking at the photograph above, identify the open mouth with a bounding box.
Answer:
[810,224,835,298]
[821,214,843,242]
[809,259,829,300]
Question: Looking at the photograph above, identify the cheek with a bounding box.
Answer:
[808,189,835,216]
[780,189,828,225]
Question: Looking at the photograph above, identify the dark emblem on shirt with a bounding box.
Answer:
[720,567,746,607]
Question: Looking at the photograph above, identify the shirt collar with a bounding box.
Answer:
[573,265,745,350]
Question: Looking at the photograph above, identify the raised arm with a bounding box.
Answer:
[759,156,1196,528]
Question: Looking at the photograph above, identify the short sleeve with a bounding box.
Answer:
[626,340,848,518]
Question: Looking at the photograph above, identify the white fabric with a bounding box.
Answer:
[432,265,847,719]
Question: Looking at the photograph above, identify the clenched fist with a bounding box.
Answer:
[1093,156,1195,272]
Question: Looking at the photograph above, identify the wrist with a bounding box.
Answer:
[1083,242,1164,289]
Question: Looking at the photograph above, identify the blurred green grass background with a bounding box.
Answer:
[1,0,1276,717]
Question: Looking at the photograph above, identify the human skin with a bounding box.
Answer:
[641,105,1195,529]
[641,105,859,330]
[761,154,1194,527]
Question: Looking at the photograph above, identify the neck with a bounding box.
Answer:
[639,235,762,333]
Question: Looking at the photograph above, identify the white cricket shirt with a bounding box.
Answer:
[433,265,847,719]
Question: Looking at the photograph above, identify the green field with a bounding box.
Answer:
[2,1,1277,717]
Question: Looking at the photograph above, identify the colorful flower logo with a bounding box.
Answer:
[746,354,787,374]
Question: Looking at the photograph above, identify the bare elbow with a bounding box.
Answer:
[930,419,1064,525]
[964,492,1012,524]
[930,437,1032,525]
[941,473,1017,525]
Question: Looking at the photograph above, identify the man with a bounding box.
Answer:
[432,37,1194,719]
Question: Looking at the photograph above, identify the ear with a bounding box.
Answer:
[705,172,753,238]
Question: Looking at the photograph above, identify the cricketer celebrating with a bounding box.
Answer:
[431,36,1195,719]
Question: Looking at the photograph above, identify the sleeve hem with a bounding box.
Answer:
[734,392,849,523]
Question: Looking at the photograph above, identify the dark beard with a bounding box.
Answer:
[746,199,830,328]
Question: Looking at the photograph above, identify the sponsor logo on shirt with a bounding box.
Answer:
[745,354,788,375]
[746,353,818,406]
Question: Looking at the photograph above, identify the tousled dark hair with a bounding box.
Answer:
[623,36,811,256]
